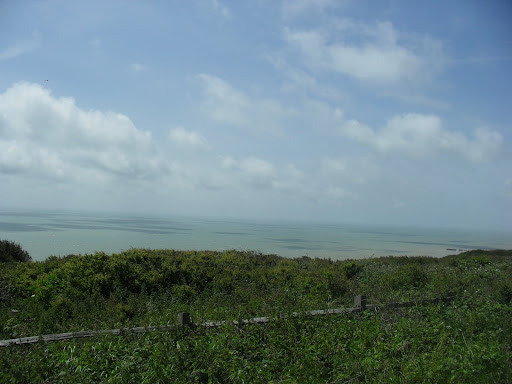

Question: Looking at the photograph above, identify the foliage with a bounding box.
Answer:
[0,248,511,382]
[0,239,31,263]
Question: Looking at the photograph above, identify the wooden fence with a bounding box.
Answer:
[0,295,456,347]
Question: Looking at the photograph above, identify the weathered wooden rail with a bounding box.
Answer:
[0,295,456,347]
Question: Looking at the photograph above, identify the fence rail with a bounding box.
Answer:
[0,295,456,347]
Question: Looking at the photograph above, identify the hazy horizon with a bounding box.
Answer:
[2,210,511,262]
[1,1,511,232]
[1,206,509,235]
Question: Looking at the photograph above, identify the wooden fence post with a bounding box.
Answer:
[354,295,366,312]
[177,312,193,328]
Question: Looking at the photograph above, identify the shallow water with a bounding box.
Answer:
[1,210,511,261]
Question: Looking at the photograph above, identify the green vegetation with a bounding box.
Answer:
[0,239,31,263]
[1,248,511,383]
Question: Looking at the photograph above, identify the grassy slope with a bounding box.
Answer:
[1,249,511,383]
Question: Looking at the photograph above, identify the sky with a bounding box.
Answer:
[0,0,511,231]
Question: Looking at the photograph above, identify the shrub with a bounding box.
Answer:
[497,282,512,305]
[342,261,363,279]
[0,239,31,263]
[387,265,429,290]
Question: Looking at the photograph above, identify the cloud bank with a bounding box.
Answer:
[0,83,167,183]
[284,21,443,86]
[340,113,503,162]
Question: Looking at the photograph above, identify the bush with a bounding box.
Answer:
[386,265,429,290]
[0,240,31,263]
[342,261,363,279]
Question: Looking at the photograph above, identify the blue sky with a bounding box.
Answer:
[1,0,511,230]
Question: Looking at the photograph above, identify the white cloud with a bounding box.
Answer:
[197,73,296,135]
[239,157,276,187]
[168,127,209,149]
[0,83,336,204]
[321,157,347,174]
[207,154,368,204]
[266,55,345,101]
[220,156,237,170]
[211,0,231,18]
[215,156,315,197]
[0,82,168,182]
[284,21,443,85]
[339,113,503,162]
[320,155,380,187]
[218,156,276,189]
[194,0,231,19]
[0,31,40,61]
[198,74,249,127]
[282,0,338,18]
[272,163,306,192]
[130,62,147,72]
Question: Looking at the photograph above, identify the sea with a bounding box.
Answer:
[0,210,511,262]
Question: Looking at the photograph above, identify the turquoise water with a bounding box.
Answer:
[0,210,511,261]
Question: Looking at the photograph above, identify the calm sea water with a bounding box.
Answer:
[0,210,510,261]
